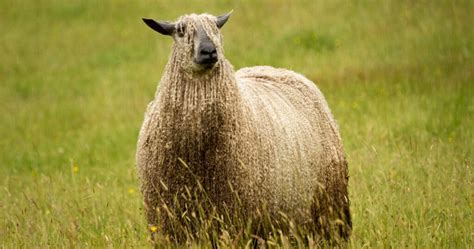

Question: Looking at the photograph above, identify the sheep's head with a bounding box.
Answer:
[143,12,231,74]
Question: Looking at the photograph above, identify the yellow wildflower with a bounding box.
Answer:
[72,166,79,173]
[150,226,158,232]
[128,188,135,194]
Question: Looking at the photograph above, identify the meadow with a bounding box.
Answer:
[1,0,472,247]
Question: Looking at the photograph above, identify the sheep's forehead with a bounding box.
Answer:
[175,13,222,50]
[177,14,217,32]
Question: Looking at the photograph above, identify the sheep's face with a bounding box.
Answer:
[143,13,231,74]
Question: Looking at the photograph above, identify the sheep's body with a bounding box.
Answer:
[236,66,348,214]
[136,13,351,241]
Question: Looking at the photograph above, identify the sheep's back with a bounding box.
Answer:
[235,66,345,218]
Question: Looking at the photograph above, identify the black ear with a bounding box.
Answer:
[142,18,175,36]
[216,11,232,29]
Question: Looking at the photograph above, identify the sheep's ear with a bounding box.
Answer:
[142,18,175,36]
[216,11,232,29]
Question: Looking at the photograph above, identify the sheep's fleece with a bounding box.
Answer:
[136,13,351,239]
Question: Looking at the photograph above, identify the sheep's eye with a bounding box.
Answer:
[177,25,186,37]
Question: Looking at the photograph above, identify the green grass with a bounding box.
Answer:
[1,0,472,247]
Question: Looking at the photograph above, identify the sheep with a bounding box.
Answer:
[136,12,351,243]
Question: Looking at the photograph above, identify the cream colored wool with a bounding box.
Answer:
[137,13,351,240]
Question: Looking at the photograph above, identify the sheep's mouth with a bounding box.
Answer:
[193,58,218,71]
[202,62,216,69]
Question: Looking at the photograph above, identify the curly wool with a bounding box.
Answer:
[137,13,351,240]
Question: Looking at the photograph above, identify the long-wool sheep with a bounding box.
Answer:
[136,13,351,241]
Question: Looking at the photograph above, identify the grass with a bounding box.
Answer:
[0,0,472,247]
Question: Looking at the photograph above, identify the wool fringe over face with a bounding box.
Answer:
[137,13,351,242]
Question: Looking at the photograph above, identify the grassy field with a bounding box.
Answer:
[1,0,472,247]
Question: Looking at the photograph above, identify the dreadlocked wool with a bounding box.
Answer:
[136,13,351,241]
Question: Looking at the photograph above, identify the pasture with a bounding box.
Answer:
[1,0,472,247]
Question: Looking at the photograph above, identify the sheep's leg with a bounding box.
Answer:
[311,188,351,243]
[141,190,161,245]
[310,161,352,242]
[143,191,189,244]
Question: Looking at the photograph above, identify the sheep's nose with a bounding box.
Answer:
[196,43,218,66]
[200,47,217,58]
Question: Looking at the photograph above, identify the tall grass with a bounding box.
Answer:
[1,0,472,247]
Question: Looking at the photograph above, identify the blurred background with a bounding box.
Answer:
[1,0,472,247]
